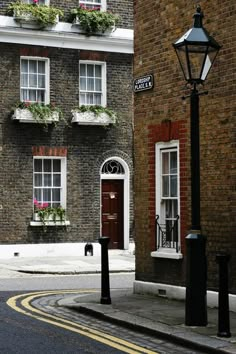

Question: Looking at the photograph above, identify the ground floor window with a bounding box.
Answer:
[152,141,182,258]
[33,157,66,209]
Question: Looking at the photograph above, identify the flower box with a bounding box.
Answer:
[72,16,115,35]
[71,111,116,126]
[13,10,59,29]
[30,213,70,226]
[12,108,60,124]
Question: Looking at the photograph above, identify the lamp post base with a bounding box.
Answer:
[185,233,207,326]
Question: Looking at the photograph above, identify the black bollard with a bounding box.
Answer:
[185,233,207,326]
[99,236,111,304]
[216,253,231,337]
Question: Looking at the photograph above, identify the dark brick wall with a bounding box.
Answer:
[134,0,236,291]
[0,0,133,29]
[0,43,133,244]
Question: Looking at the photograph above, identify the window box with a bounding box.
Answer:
[13,10,43,29]
[72,16,115,35]
[12,108,59,124]
[30,213,70,226]
[13,11,59,29]
[7,3,63,29]
[71,110,116,126]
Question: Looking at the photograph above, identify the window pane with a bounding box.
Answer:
[37,90,45,103]
[43,189,51,202]
[38,61,45,74]
[34,159,42,172]
[95,65,101,77]
[29,90,36,102]
[170,152,177,174]
[22,89,28,101]
[95,78,101,91]
[29,61,37,73]
[52,189,60,202]
[87,93,94,104]
[87,78,94,91]
[29,74,37,88]
[80,64,86,76]
[87,64,94,77]
[34,174,42,187]
[44,159,51,172]
[34,189,41,202]
[21,59,28,72]
[38,75,45,88]
[80,93,86,105]
[162,153,169,174]
[44,174,52,187]
[21,73,28,87]
[170,176,177,197]
[53,174,61,187]
[80,78,86,90]
[94,93,101,105]
[162,176,169,197]
[53,160,61,172]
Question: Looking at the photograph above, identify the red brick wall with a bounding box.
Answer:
[134,0,235,290]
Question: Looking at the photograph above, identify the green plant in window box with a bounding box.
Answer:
[13,101,64,127]
[34,199,66,226]
[71,105,117,126]
[70,6,119,34]
[7,1,64,27]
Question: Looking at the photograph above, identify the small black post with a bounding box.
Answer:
[216,253,231,337]
[99,236,111,304]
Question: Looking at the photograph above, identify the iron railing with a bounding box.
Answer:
[155,215,180,253]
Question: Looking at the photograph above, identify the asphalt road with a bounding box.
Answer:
[0,274,205,354]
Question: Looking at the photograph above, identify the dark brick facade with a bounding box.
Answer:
[0,1,134,247]
[134,0,236,291]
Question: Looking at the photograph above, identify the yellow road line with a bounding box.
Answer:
[7,291,158,354]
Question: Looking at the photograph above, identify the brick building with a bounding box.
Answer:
[133,0,236,298]
[0,0,134,257]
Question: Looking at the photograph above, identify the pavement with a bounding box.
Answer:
[1,252,236,353]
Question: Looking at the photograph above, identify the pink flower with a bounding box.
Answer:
[33,0,38,4]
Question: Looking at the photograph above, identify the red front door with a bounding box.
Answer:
[102,180,124,249]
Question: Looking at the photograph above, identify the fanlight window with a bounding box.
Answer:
[102,160,125,174]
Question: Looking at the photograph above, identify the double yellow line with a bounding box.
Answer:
[7,290,158,354]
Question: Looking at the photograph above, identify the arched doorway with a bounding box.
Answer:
[100,158,130,249]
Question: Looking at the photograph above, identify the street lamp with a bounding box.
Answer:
[173,6,221,326]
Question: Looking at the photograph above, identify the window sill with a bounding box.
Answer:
[71,111,116,126]
[30,220,70,227]
[151,250,183,260]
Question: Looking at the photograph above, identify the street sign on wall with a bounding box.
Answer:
[133,74,154,92]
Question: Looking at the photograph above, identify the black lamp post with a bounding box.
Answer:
[173,6,221,326]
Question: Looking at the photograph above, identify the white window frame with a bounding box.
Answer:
[151,141,183,259]
[79,0,106,11]
[32,156,67,210]
[79,60,106,107]
[23,0,50,5]
[20,56,50,105]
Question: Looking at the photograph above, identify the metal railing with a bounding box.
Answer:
[155,215,180,253]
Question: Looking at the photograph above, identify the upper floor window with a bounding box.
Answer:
[23,0,49,4]
[79,61,106,106]
[79,0,106,11]
[20,57,49,104]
